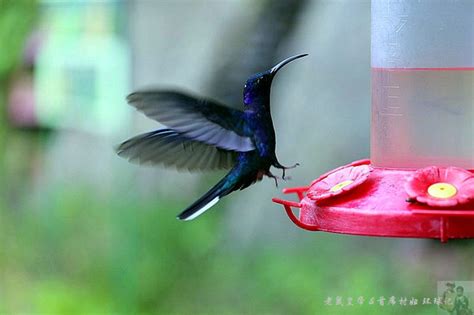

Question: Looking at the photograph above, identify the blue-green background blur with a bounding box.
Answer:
[0,1,472,314]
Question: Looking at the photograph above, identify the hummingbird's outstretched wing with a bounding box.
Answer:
[116,129,237,171]
[127,90,255,152]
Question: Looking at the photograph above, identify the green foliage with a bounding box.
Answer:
[0,0,37,80]
[0,0,37,160]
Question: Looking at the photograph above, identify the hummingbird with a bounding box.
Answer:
[117,54,307,220]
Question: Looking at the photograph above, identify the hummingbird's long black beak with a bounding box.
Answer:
[270,53,308,76]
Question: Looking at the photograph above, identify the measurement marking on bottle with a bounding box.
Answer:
[379,112,403,117]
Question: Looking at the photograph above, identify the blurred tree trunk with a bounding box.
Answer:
[207,0,308,107]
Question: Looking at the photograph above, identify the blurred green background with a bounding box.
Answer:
[0,0,472,314]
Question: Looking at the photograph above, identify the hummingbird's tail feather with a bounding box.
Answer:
[177,176,231,221]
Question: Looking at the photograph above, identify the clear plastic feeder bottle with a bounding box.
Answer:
[371,0,474,169]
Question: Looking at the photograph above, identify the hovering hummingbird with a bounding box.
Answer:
[117,54,308,220]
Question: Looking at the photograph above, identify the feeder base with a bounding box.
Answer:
[272,159,474,242]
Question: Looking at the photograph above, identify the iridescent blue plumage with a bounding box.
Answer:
[117,54,308,220]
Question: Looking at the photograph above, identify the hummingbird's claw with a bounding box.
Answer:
[274,162,300,170]
[266,171,281,187]
[267,167,294,184]
[286,163,299,170]
[273,161,299,181]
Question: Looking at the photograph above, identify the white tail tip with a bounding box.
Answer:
[182,196,220,221]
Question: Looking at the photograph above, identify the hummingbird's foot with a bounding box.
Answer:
[274,162,300,170]
[266,171,281,187]
[266,170,293,187]
[283,162,300,169]
[280,168,295,181]
[274,163,299,180]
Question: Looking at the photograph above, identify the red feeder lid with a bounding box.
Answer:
[272,159,474,243]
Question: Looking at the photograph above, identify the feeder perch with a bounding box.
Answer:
[273,0,474,242]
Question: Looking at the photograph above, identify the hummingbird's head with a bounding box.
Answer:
[243,53,308,106]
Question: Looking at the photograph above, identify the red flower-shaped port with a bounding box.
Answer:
[307,164,372,202]
[405,166,474,207]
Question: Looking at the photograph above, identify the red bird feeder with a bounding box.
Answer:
[273,0,474,242]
